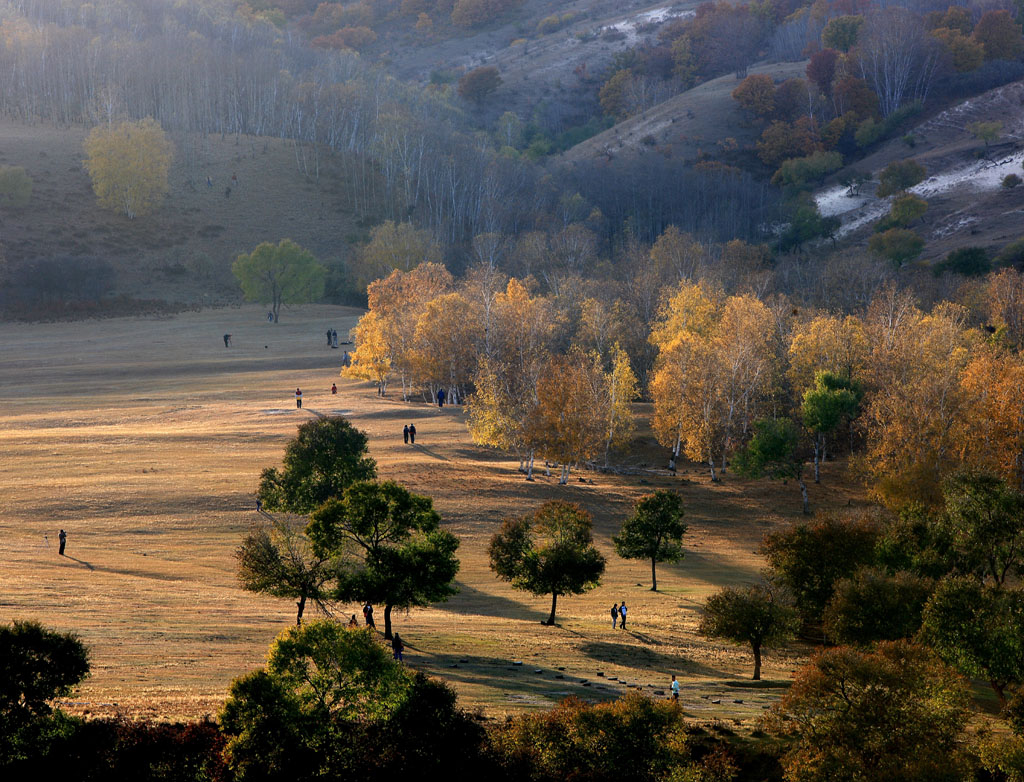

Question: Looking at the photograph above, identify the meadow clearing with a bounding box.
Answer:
[0,304,865,724]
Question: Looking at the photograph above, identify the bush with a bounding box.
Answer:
[1003,173,1022,188]
[876,159,927,197]
[0,165,32,207]
[869,228,925,266]
[996,237,1024,268]
[933,246,991,277]
[771,150,844,189]
[823,568,933,645]
[457,66,502,104]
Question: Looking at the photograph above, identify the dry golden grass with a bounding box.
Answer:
[0,305,867,723]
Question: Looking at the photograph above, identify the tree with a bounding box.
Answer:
[0,166,32,208]
[603,342,639,465]
[766,642,972,781]
[876,159,927,197]
[973,10,1024,61]
[356,222,443,285]
[931,27,984,73]
[698,584,798,680]
[857,9,941,117]
[731,74,775,118]
[232,239,326,323]
[457,66,502,104]
[869,228,925,267]
[969,120,1003,147]
[257,417,377,514]
[822,15,864,52]
[613,490,686,592]
[885,192,928,227]
[801,371,861,483]
[822,568,933,645]
[344,310,393,396]
[236,516,344,625]
[734,418,810,514]
[761,512,880,624]
[82,117,172,219]
[308,481,459,638]
[488,501,606,626]
[920,577,1024,705]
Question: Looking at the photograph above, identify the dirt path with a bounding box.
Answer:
[0,304,863,722]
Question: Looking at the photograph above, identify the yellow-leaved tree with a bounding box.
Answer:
[83,118,173,219]
[343,310,392,396]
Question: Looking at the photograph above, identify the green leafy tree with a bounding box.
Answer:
[489,500,606,626]
[761,512,880,624]
[308,481,460,639]
[232,239,326,323]
[875,159,927,197]
[822,568,933,645]
[822,14,864,52]
[257,417,376,514]
[236,516,344,625]
[0,166,32,208]
[734,418,810,514]
[869,228,925,267]
[884,192,928,228]
[698,584,798,680]
[969,120,1003,147]
[766,641,973,781]
[920,576,1024,705]
[801,371,861,483]
[82,117,173,219]
[613,490,686,592]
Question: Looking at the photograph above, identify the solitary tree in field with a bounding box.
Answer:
[489,501,605,626]
[233,239,326,323]
[613,490,686,592]
[308,481,460,639]
[257,417,377,514]
[236,516,344,625]
[83,117,173,219]
[698,583,798,680]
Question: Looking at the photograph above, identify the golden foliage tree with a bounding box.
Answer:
[787,314,870,396]
[343,310,393,395]
[356,221,442,285]
[411,292,482,403]
[83,117,172,219]
[960,346,1024,490]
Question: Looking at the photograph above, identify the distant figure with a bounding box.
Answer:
[408,424,416,444]
[295,388,303,409]
[331,383,337,395]
[58,529,66,556]
[224,186,231,198]
[437,388,446,408]
[611,603,618,629]
[363,603,375,628]
[206,175,213,188]
[267,311,274,322]
[341,351,351,367]
[231,172,238,186]
[671,675,679,701]
[223,334,231,348]
[391,633,404,662]
[332,329,339,349]
[348,614,359,628]
[256,498,262,512]
[403,424,409,444]
[619,602,627,629]
[326,329,333,347]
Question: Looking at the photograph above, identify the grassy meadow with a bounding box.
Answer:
[0,304,867,723]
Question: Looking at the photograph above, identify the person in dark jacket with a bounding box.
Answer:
[408,424,416,444]
[403,425,409,444]
[391,633,404,661]
[437,388,446,407]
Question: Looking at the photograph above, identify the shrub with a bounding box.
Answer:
[934,246,991,276]
[996,237,1024,267]
[876,159,927,197]
[771,150,843,189]
[869,228,925,266]
[1003,173,1022,188]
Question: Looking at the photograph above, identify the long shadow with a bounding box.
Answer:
[63,555,95,571]
[578,640,725,678]
[411,443,449,461]
[441,581,541,622]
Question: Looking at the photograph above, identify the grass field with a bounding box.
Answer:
[0,304,867,724]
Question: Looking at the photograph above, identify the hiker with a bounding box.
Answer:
[295,388,303,409]
[341,351,351,367]
[611,603,619,629]
[267,311,274,322]
[619,602,627,629]
[363,603,375,628]
[403,424,409,444]
[223,334,231,348]
[256,498,262,512]
[206,175,213,188]
[671,675,680,701]
[408,424,416,444]
[58,529,66,556]
[332,330,339,349]
[437,388,446,408]
[331,383,338,395]
[326,329,332,347]
[348,614,359,628]
[391,633,404,662]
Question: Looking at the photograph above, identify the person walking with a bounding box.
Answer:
[331,383,338,395]
[326,329,333,347]
[619,602,627,629]
[408,424,416,444]
[391,632,404,662]
[223,334,231,348]
[437,388,446,408]
[403,424,410,444]
[364,603,375,628]
[295,388,303,409]
[611,603,619,629]
[332,330,339,349]
[670,675,680,701]
[58,529,67,556]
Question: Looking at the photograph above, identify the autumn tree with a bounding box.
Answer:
[734,418,810,514]
[83,117,173,219]
[698,583,798,680]
[857,9,941,117]
[973,10,1024,61]
[257,416,376,514]
[822,14,864,52]
[731,74,775,118]
[356,222,443,285]
[411,292,482,404]
[344,310,393,396]
[457,66,502,104]
[488,501,605,626]
[987,268,1024,346]
[236,516,344,625]
[869,228,925,267]
[766,642,972,781]
[875,159,927,197]
[613,490,686,592]
[960,347,1024,487]
[233,239,326,323]
[801,371,861,483]
[787,314,869,397]
[932,27,984,72]
[602,342,639,465]
[308,481,460,639]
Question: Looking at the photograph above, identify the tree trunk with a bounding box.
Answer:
[651,557,658,591]
[813,434,821,484]
[752,642,762,680]
[799,477,809,515]
[559,464,569,485]
[545,592,558,625]
[709,457,719,483]
[991,680,1008,707]
[526,450,534,481]
[295,594,306,626]
[384,603,394,640]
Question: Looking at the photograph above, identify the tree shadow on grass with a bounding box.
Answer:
[578,640,725,678]
[441,581,540,623]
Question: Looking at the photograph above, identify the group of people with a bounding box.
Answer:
[326,329,339,349]
[343,604,403,660]
[402,424,417,444]
[610,602,628,629]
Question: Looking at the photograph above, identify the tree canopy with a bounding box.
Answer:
[82,117,173,219]
[613,490,686,592]
[232,239,327,323]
